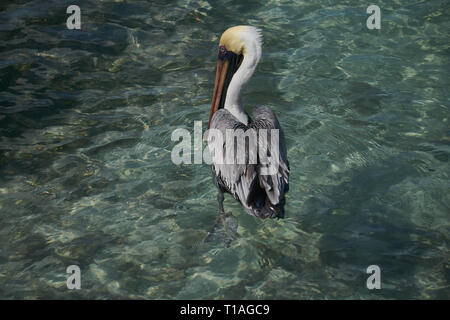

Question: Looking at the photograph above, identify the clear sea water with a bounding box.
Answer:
[0,0,449,299]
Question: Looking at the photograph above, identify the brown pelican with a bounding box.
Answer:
[205,26,289,237]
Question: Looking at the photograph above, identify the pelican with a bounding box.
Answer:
[205,26,290,235]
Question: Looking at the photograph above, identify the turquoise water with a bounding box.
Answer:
[0,0,449,299]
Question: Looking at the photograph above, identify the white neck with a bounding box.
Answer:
[224,28,262,125]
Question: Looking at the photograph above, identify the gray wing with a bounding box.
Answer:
[208,109,258,209]
[250,106,290,207]
[207,107,289,218]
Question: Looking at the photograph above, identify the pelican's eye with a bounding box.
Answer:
[218,45,227,59]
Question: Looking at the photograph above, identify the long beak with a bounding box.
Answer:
[208,58,229,128]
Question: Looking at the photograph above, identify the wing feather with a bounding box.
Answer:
[208,107,289,218]
[250,106,290,207]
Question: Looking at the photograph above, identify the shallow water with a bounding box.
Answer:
[0,0,449,299]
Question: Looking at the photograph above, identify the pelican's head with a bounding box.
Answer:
[208,26,262,128]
